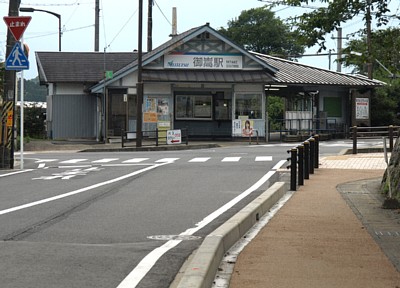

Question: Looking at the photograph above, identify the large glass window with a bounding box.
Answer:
[176,94,212,120]
[235,93,262,119]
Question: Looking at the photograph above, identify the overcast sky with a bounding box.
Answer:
[1,0,399,79]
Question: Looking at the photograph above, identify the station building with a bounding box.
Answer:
[36,23,383,142]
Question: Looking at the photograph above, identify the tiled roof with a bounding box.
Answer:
[142,69,274,83]
[252,52,384,87]
[36,52,138,84]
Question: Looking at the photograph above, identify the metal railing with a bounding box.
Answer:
[287,135,320,191]
[121,128,189,148]
[350,125,399,154]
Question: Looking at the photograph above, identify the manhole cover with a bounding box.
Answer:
[147,235,202,241]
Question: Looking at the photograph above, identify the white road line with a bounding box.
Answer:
[255,156,273,161]
[35,159,58,163]
[123,158,149,163]
[116,170,277,288]
[221,157,241,162]
[155,158,180,163]
[272,160,288,170]
[92,158,119,163]
[59,159,88,164]
[188,157,211,163]
[0,162,172,216]
[0,169,34,178]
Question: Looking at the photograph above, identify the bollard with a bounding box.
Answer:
[314,134,319,169]
[290,148,297,191]
[156,128,159,146]
[309,138,315,174]
[304,141,310,180]
[121,129,125,148]
[298,145,304,186]
[352,126,357,154]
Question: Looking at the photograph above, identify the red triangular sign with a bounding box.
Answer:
[3,16,31,41]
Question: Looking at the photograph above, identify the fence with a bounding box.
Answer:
[121,128,189,148]
[287,135,320,191]
[269,118,345,142]
[350,125,400,154]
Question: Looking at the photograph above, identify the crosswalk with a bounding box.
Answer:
[31,156,274,168]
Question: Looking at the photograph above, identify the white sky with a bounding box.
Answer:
[1,0,399,79]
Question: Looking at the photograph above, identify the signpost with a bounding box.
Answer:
[167,129,182,145]
[3,15,31,169]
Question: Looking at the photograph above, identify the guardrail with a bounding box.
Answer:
[350,125,399,154]
[121,128,189,148]
[287,135,320,191]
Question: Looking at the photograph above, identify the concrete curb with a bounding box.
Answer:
[176,181,287,288]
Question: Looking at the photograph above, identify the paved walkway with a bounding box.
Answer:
[229,153,400,288]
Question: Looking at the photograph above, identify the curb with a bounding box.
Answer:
[176,181,287,288]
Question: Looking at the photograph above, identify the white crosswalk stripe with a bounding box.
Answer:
[122,158,149,163]
[189,157,211,163]
[59,159,88,164]
[91,158,119,163]
[221,157,241,162]
[255,156,273,161]
[155,158,180,163]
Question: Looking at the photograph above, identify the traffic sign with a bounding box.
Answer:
[5,42,29,70]
[3,16,31,41]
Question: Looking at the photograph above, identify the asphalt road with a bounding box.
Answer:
[0,140,383,287]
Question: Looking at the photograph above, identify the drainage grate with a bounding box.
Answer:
[147,235,202,241]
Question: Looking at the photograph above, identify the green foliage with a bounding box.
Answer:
[341,28,400,79]
[276,0,392,51]
[15,104,46,139]
[267,96,285,130]
[18,77,47,102]
[218,6,305,57]
[371,81,400,126]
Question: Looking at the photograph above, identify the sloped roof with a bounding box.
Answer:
[36,51,137,84]
[142,69,274,83]
[90,24,277,92]
[251,52,384,87]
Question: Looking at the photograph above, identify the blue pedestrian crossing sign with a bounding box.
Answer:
[6,42,29,70]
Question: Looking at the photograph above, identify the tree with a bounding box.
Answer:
[19,77,47,102]
[219,6,305,57]
[272,0,393,52]
[341,28,400,79]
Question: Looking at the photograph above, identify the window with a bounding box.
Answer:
[324,97,342,117]
[235,93,262,119]
[176,94,212,120]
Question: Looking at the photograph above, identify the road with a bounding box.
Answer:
[0,139,383,287]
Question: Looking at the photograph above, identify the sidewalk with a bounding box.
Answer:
[229,153,400,288]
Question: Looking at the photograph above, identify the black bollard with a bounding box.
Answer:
[304,141,310,180]
[309,138,315,174]
[298,145,304,186]
[290,148,297,191]
[314,134,319,169]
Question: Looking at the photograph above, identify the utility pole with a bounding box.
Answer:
[94,0,100,51]
[136,0,143,147]
[147,0,153,52]
[336,28,342,73]
[1,0,20,169]
[366,2,373,79]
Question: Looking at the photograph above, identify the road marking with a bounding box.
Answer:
[221,157,241,162]
[189,157,210,163]
[92,158,119,163]
[155,158,180,163]
[123,158,149,163]
[35,159,58,163]
[255,156,273,161]
[59,159,88,164]
[0,161,172,216]
[272,160,288,170]
[0,169,34,178]
[116,170,277,288]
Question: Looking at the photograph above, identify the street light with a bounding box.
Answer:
[20,7,61,52]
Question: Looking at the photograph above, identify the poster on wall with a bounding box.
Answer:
[242,119,254,137]
[355,98,369,120]
[157,98,169,115]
